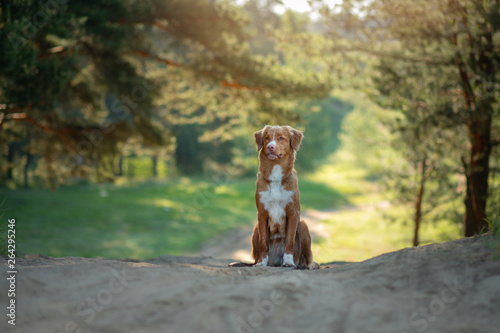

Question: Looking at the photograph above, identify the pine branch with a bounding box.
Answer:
[37,45,70,59]
[112,18,170,34]
[0,103,36,114]
[220,81,262,91]
[126,50,182,67]
[1,112,66,133]
[35,46,263,92]
[128,50,262,92]
[329,44,454,66]
[0,112,120,153]
[0,112,74,150]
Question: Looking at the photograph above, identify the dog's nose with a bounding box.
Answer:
[267,143,275,152]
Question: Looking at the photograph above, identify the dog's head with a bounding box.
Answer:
[254,125,303,161]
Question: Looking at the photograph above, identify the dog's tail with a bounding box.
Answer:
[228,262,255,267]
[295,262,320,270]
[309,262,320,270]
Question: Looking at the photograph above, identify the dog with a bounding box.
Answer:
[230,125,318,269]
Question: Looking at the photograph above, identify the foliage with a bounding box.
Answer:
[487,214,500,239]
[295,94,353,171]
[300,0,500,237]
[322,89,467,245]
[0,0,330,188]
[308,162,461,262]
[242,0,281,55]
[0,199,7,256]
[485,213,500,259]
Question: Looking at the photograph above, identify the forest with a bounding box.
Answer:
[1,0,499,260]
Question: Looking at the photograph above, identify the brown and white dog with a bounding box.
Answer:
[230,125,318,269]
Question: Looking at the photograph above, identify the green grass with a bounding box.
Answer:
[311,205,462,263]
[308,162,462,263]
[0,160,466,262]
[0,176,347,259]
[308,163,412,263]
[486,214,500,259]
[312,207,413,263]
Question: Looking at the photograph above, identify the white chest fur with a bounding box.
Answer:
[259,165,294,229]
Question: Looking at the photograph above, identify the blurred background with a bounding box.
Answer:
[0,0,499,263]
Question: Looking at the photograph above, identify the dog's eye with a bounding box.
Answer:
[265,137,270,141]
[279,137,284,141]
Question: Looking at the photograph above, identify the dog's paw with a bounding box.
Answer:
[282,253,296,268]
[256,256,269,266]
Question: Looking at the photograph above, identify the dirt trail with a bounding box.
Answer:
[3,235,499,333]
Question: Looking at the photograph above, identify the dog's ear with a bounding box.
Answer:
[287,126,303,151]
[254,128,265,152]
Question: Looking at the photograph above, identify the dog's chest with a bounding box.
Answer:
[259,165,294,228]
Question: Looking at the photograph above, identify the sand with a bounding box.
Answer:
[1,234,500,333]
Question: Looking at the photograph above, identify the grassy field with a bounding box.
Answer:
[0,176,347,259]
[1,160,465,262]
[309,163,462,263]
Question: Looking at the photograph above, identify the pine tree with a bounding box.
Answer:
[0,0,330,187]
[312,0,500,236]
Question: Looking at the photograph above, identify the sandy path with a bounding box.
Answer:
[2,235,499,333]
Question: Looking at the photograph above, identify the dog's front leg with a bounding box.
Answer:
[283,208,299,267]
[256,210,270,266]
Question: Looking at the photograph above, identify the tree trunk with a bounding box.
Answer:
[6,144,14,180]
[464,107,492,236]
[152,154,158,178]
[413,157,427,247]
[116,156,124,176]
[462,28,495,237]
[23,152,32,188]
[452,26,495,237]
